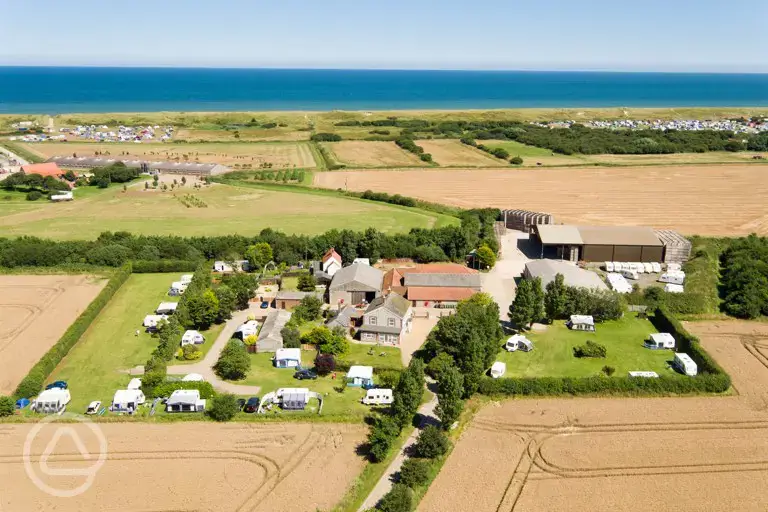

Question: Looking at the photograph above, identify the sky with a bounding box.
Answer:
[4,0,768,72]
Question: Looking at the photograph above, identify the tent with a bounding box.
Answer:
[16,398,30,409]
[274,348,301,369]
[346,366,374,387]
[127,378,142,390]
[181,330,205,345]
[32,388,71,414]
[166,390,206,412]
[112,389,146,412]
[645,333,676,350]
[282,390,309,410]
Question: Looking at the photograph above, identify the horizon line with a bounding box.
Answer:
[1,64,768,75]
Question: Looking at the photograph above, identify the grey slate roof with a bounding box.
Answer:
[329,263,384,292]
[365,293,411,318]
[326,306,357,329]
[359,325,402,335]
[257,309,292,352]
[524,260,608,291]
[403,273,482,288]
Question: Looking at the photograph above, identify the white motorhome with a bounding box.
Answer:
[362,388,393,405]
[156,302,178,315]
[490,361,506,379]
[505,334,533,352]
[673,353,698,376]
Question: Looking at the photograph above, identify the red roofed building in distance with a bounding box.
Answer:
[321,248,343,277]
[383,263,481,307]
[20,162,64,178]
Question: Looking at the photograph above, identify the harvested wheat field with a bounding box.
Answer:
[315,165,768,235]
[20,141,317,169]
[421,321,768,512]
[416,139,504,166]
[0,422,365,511]
[323,141,427,168]
[0,275,105,395]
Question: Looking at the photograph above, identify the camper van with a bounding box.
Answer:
[362,388,394,405]
[490,362,506,379]
[673,353,698,376]
[621,269,639,280]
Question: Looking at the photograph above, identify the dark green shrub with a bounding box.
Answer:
[510,156,524,165]
[377,483,413,512]
[207,393,240,421]
[368,416,400,463]
[0,395,16,416]
[573,340,607,358]
[399,458,431,487]
[412,426,450,459]
[310,133,342,142]
[602,365,616,376]
[26,190,43,201]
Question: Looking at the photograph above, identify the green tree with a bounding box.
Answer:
[510,156,524,165]
[425,352,455,380]
[297,273,317,292]
[213,340,251,380]
[412,425,450,458]
[377,484,413,512]
[368,416,400,462]
[509,278,543,329]
[0,396,15,417]
[436,366,464,430]
[214,285,237,322]
[186,289,220,329]
[207,393,240,421]
[293,294,323,322]
[399,458,431,487]
[245,242,273,270]
[475,245,496,269]
[544,273,567,322]
[280,325,301,348]
[392,359,425,429]
[301,326,349,355]
[181,344,202,360]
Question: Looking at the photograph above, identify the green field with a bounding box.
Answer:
[497,316,682,378]
[280,276,300,291]
[0,181,457,240]
[45,273,217,412]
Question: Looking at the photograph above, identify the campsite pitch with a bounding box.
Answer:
[0,275,105,395]
[315,165,768,236]
[420,321,768,512]
[0,422,366,512]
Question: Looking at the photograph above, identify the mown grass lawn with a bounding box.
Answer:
[280,276,299,291]
[343,343,402,369]
[44,273,220,413]
[497,316,682,378]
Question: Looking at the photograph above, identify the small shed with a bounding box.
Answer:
[674,353,698,376]
[273,348,301,369]
[181,330,205,346]
[346,365,374,388]
[567,315,595,332]
[645,333,676,350]
[156,302,178,315]
[127,378,142,390]
[490,361,506,379]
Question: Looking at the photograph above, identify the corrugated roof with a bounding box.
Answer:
[404,273,482,288]
[329,263,384,292]
[577,226,662,247]
[406,286,478,302]
[524,260,608,290]
[536,225,584,245]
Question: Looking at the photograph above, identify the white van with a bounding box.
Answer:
[362,388,393,405]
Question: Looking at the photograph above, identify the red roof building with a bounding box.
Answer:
[382,263,480,306]
[20,162,63,178]
[322,248,342,264]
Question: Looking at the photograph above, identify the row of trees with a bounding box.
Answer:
[2,172,71,199]
[395,135,433,163]
[461,137,524,165]
[720,235,768,318]
[510,274,624,329]
[0,207,500,269]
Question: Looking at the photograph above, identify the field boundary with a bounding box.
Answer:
[13,263,132,398]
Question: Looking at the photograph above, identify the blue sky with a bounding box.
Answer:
[4,0,767,71]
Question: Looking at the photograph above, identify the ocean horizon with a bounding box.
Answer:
[1,67,767,114]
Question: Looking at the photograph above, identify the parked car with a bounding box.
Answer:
[260,301,270,309]
[86,401,101,415]
[243,397,260,413]
[236,398,246,411]
[293,369,318,380]
[45,380,68,390]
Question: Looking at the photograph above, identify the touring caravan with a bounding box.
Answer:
[659,272,685,285]
[621,269,639,280]
[645,333,676,350]
[362,388,394,405]
[567,315,595,332]
[664,283,684,294]
[505,334,533,352]
[32,388,71,414]
[605,261,614,272]
[673,353,698,376]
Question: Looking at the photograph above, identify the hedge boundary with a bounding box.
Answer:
[13,263,133,399]
[478,308,730,398]
[131,259,201,273]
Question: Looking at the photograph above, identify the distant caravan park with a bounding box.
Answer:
[2,107,768,512]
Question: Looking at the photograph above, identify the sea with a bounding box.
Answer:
[1,67,767,114]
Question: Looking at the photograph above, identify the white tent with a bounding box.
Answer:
[32,388,71,414]
[166,390,206,412]
[274,348,302,369]
[645,333,676,350]
[127,378,142,390]
[182,373,205,382]
[490,362,506,379]
[181,330,205,346]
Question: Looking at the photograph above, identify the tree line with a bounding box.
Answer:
[720,234,768,319]
[0,209,499,269]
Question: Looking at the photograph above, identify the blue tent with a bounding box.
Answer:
[15,398,30,409]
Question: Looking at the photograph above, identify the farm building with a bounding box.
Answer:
[310,248,343,282]
[654,230,692,263]
[382,263,481,307]
[523,260,607,291]
[274,348,301,368]
[533,225,665,262]
[358,293,413,344]
[501,209,554,232]
[48,156,229,176]
[328,263,384,306]
[274,291,323,311]
[257,309,292,352]
[325,305,361,331]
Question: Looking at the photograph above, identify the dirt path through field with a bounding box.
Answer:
[420,321,768,512]
[315,165,768,235]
